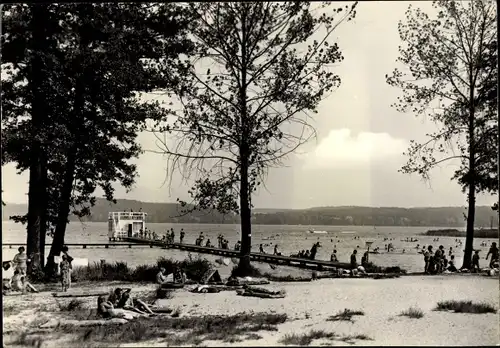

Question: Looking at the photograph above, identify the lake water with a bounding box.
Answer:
[3,221,496,276]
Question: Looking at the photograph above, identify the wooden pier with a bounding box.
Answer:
[2,243,158,249]
[3,238,352,271]
[122,237,352,271]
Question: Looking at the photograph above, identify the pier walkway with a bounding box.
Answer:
[123,237,352,271]
[3,237,352,271]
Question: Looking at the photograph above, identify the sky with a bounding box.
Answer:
[1,1,497,209]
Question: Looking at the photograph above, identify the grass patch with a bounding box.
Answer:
[399,307,424,319]
[327,309,365,322]
[280,330,340,346]
[57,299,85,312]
[339,334,373,344]
[280,330,337,346]
[71,255,212,283]
[435,300,497,314]
[59,312,287,345]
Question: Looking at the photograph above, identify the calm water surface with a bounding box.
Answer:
[3,221,495,275]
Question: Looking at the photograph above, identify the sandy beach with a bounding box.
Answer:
[3,273,498,347]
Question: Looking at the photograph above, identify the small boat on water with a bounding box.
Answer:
[341,231,356,234]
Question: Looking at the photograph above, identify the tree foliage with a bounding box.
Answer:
[386,0,497,268]
[152,2,357,273]
[1,3,193,272]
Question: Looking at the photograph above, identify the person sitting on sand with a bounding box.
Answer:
[5,270,38,294]
[274,245,281,256]
[173,267,186,284]
[350,249,358,270]
[110,288,155,315]
[471,250,480,273]
[156,267,168,285]
[330,249,338,262]
[486,242,499,269]
[447,255,457,272]
[12,246,28,275]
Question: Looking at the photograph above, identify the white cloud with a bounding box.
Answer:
[301,128,407,169]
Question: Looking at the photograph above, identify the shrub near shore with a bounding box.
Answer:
[71,255,212,283]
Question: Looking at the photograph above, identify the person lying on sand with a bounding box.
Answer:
[97,295,144,320]
[110,288,155,315]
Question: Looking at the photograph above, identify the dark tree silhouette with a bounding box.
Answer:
[152,2,357,274]
[386,0,497,269]
[1,3,193,276]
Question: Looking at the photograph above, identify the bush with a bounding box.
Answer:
[327,309,365,322]
[399,307,424,319]
[280,330,336,346]
[363,262,405,274]
[230,263,263,278]
[435,300,497,314]
[71,256,212,283]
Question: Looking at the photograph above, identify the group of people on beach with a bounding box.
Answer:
[423,242,499,274]
[3,245,75,295]
[289,242,322,260]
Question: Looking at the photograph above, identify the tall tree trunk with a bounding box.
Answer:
[236,10,252,275]
[238,155,252,272]
[26,4,48,276]
[46,150,77,276]
[39,152,48,269]
[461,96,476,269]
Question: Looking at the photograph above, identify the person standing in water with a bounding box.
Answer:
[180,229,185,244]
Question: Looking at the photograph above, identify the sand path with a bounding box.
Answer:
[3,275,499,346]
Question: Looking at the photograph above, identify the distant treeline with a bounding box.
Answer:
[3,198,498,228]
[424,229,499,238]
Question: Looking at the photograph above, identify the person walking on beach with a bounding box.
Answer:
[424,246,432,274]
[486,242,499,269]
[471,250,480,272]
[12,247,28,275]
[350,249,358,270]
[60,254,72,292]
[259,244,265,253]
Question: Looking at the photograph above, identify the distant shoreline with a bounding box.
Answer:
[424,229,499,238]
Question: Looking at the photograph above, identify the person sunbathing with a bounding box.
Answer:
[97,295,143,320]
[110,288,155,315]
